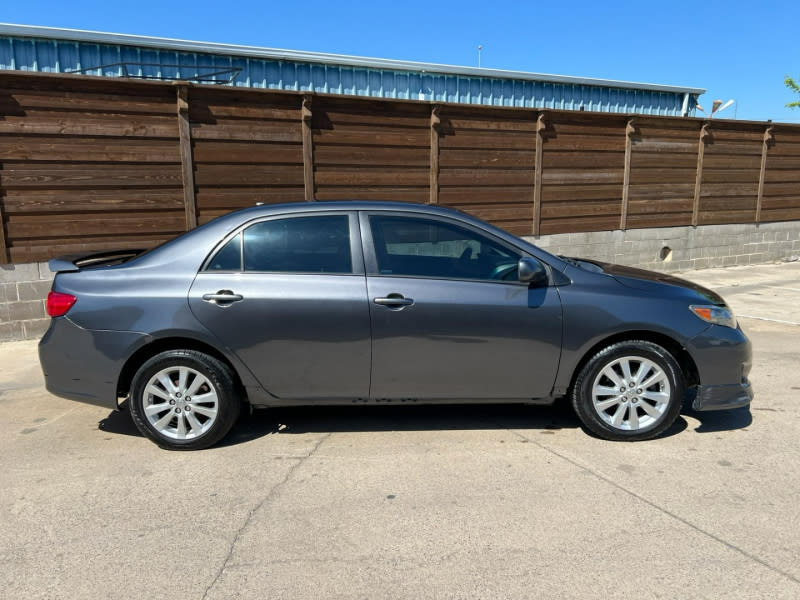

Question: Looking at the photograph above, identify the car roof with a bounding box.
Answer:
[135,199,566,274]
[228,200,467,219]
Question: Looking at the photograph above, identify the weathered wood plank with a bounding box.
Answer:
[192,141,303,164]
[439,148,535,169]
[698,209,758,226]
[542,183,632,202]
[1,88,176,115]
[7,212,186,238]
[314,168,428,187]
[195,164,305,187]
[543,200,626,219]
[315,145,427,167]
[540,215,621,235]
[628,198,694,215]
[195,187,306,210]
[440,131,537,151]
[0,164,183,188]
[759,209,800,222]
[542,150,625,169]
[0,111,179,138]
[0,135,181,163]
[191,121,302,143]
[313,128,429,147]
[439,186,536,204]
[315,187,428,202]
[439,169,534,186]
[2,188,185,213]
[626,213,693,228]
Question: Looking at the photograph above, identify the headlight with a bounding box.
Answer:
[689,305,737,329]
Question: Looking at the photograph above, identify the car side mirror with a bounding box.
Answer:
[518,257,547,286]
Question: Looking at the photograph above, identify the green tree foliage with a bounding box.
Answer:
[786,75,800,108]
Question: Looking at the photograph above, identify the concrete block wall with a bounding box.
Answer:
[1,221,799,342]
[0,262,54,341]
[526,221,800,273]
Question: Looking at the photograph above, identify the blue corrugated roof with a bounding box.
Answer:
[0,23,703,116]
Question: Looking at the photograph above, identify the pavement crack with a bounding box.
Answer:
[200,432,332,600]
[509,429,800,587]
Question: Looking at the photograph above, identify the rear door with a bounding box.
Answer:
[189,211,371,399]
[363,212,563,400]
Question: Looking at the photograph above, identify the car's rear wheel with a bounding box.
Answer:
[571,340,684,441]
[129,350,241,450]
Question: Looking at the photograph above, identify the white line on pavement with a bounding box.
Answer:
[738,315,800,326]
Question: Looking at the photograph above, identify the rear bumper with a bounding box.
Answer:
[691,379,753,411]
[39,317,149,410]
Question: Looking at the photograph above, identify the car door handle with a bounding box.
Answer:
[373,294,414,308]
[202,290,244,305]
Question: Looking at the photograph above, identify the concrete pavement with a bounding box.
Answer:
[1,262,799,599]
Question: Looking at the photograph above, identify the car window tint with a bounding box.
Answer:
[206,233,242,271]
[243,215,352,274]
[369,215,520,281]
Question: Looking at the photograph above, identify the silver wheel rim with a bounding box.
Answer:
[591,355,671,432]
[143,367,219,440]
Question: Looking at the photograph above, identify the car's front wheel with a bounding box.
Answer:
[571,340,684,441]
[129,350,241,450]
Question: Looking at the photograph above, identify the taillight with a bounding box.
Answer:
[46,291,76,317]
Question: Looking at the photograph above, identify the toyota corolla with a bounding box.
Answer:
[39,202,752,449]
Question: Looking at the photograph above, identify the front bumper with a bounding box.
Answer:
[687,323,753,411]
[39,317,149,410]
[691,379,753,411]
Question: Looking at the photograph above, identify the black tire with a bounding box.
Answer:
[129,350,241,450]
[571,340,684,441]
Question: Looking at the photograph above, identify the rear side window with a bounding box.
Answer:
[206,233,242,271]
[242,215,352,274]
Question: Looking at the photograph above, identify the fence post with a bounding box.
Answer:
[620,118,635,230]
[429,106,441,205]
[692,122,711,227]
[301,95,315,201]
[532,112,545,235]
[756,125,774,224]
[175,85,198,230]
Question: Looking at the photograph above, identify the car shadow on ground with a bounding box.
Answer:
[681,404,753,433]
[97,400,753,447]
[98,401,582,447]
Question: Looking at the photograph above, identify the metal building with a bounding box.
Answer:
[0,23,704,116]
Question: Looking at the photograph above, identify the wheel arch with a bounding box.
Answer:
[117,337,247,404]
[565,330,700,396]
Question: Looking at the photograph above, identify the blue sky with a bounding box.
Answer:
[4,0,799,122]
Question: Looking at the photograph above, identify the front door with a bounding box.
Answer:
[363,212,563,400]
[189,212,371,399]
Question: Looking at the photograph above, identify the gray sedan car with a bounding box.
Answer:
[39,202,752,449]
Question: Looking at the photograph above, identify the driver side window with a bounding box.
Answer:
[368,215,520,281]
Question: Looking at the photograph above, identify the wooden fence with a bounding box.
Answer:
[1,71,799,264]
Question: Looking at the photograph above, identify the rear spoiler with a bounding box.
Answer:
[48,249,146,273]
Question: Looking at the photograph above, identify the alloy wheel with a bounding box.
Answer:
[142,366,219,440]
[590,356,671,431]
